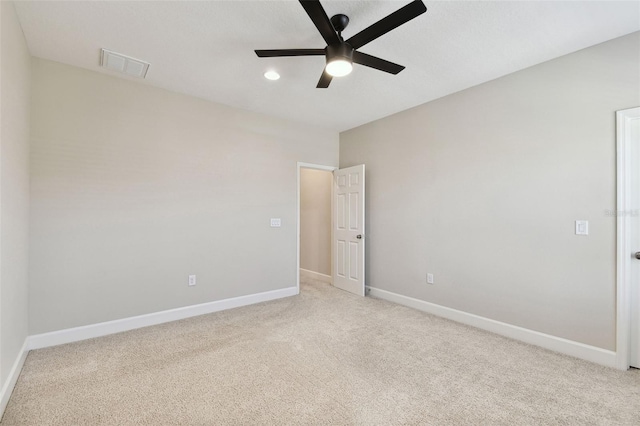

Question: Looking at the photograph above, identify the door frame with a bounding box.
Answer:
[616,107,640,370]
[296,162,338,294]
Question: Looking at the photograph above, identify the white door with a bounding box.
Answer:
[627,107,640,368]
[332,165,365,296]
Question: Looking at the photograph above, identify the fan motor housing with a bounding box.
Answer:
[326,43,354,62]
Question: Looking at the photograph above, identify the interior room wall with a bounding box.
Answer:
[29,58,338,334]
[0,0,31,387]
[300,168,332,276]
[340,32,640,351]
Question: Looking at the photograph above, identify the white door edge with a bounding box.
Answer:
[296,162,338,294]
[616,106,640,370]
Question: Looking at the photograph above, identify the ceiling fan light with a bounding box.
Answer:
[326,59,353,77]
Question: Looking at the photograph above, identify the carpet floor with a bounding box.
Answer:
[2,278,639,425]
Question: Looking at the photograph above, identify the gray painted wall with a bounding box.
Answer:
[340,32,640,350]
[300,169,332,276]
[29,59,338,334]
[0,1,30,385]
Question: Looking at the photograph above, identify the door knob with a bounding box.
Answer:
[635,252,640,260]
[356,234,362,239]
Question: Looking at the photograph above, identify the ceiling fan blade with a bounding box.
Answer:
[316,70,332,88]
[353,51,405,74]
[346,0,427,50]
[255,49,325,57]
[299,0,341,46]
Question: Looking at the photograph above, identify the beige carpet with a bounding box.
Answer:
[2,278,639,425]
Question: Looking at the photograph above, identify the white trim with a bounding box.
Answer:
[28,287,297,350]
[297,162,337,171]
[296,162,337,294]
[300,268,332,284]
[616,107,640,370]
[0,339,29,418]
[367,286,618,369]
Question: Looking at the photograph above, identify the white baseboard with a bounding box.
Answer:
[28,286,298,350]
[300,268,332,284]
[367,286,618,369]
[0,338,29,418]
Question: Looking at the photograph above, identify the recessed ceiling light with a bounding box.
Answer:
[264,71,280,81]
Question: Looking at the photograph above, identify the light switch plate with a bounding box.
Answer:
[270,218,281,228]
[575,220,588,236]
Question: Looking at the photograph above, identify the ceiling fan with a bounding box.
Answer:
[255,0,427,88]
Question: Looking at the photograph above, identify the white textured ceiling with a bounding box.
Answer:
[14,1,640,132]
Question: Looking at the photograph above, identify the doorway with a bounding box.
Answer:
[297,163,337,293]
[616,106,640,370]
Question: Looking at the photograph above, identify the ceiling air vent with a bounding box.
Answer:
[100,49,150,78]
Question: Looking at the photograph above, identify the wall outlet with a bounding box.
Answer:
[188,275,196,286]
[427,273,434,284]
[270,218,281,228]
